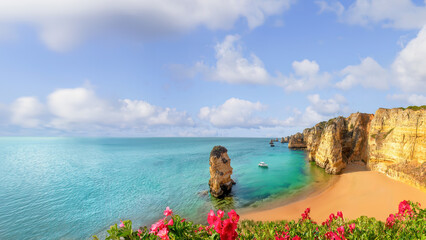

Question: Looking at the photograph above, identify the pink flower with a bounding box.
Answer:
[119,220,125,228]
[217,209,224,219]
[329,213,335,220]
[167,218,174,226]
[292,236,301,240]
[398,200,413,217]
[150,219,165,234]
[386,214,395,228]
[337,211,343,219]
[163,206,173,216]
[337,226,345,236]
[157,227,169,240]
[325,232,341,240]
[349,223,355,233]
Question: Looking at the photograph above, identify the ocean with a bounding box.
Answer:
[0,137,326,239]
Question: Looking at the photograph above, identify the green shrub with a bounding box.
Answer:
[399,105,426,111]
[94,201,425,240]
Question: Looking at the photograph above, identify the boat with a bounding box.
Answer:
[258,162,268,167]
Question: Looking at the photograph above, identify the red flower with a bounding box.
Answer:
[329,213,336,220]
[228,209,240,223]
[337,211,343,219]
[398,200,413,217]
[349,223,355,233]
[337,226,345,236]
[386,214,395,228]
[207,210,218,226]
[325,231,341,240]
[292,236,301,240]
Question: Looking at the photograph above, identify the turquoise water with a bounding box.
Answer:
[0,137,314,239]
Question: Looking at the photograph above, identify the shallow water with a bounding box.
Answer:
[0,137,323,239]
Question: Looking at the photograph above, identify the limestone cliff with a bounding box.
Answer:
[287,107,425,189]
[288,132,306,148]
[368,108,425,190]
[209,146,235,198]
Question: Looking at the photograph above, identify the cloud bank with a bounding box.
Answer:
[3,87,194,132]
[316,0,426,30]
[0,0,293,51]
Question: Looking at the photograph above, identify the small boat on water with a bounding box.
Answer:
[258,162,268,168]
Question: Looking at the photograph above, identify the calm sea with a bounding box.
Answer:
[0,137,325,239]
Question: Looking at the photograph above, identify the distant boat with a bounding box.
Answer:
[258,162,268,168]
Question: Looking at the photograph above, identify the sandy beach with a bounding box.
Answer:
[241,163,426,222]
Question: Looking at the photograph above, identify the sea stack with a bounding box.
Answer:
[209,146,235,198]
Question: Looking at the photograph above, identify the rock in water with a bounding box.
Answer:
[209,146,234,198]
[288,132,306,148]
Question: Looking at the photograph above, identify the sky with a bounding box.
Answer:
[0,0,425,137]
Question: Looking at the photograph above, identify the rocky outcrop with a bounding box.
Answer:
[289,113,374,174]
[287,107,425,189]
[281,136,290,143]
[288,132,306,148]
[209,146,235,198]
[313,117,348,174]
[368,108,425,190]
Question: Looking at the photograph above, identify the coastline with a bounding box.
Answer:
[237,160,339,214]
[240,162,426,222]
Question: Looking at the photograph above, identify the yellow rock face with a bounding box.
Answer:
[299,113,374,174]
[369,108,425,165]
[209,146,234,198]
[368,108,425,189]
[288,132,306,148]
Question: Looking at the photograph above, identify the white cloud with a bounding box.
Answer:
[199,34,271,84]
[392,26,426,93]
[10,97,45,128]
[388,94,426,106]
[199,97,294,128]
[336,57,389,90]
[47,87,194,130]
[0,0,293,51]
[192,36,331,91]
[315,1,344,15]
[4,86,193,132]
[277,59,331,91]
[302,94,349,126]
[319,0,426,30]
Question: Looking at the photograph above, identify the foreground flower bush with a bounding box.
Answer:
[94,200,425,240]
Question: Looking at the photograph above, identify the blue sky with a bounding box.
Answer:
[0,0,425,137]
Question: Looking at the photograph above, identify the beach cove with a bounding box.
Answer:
[241,162,426,222]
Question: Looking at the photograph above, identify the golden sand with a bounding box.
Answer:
[241,163,426,222]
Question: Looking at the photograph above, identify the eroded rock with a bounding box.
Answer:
[209,146,234,198]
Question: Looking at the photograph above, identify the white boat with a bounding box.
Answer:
[258,162,268,167]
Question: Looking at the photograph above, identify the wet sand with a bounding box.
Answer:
[241,163,426,222]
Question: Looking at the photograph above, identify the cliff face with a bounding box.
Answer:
[290,113,374,174]
[287,107,425,189]
[368,108,425,189]
[209,146,234,198]
[288,132,306,148]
